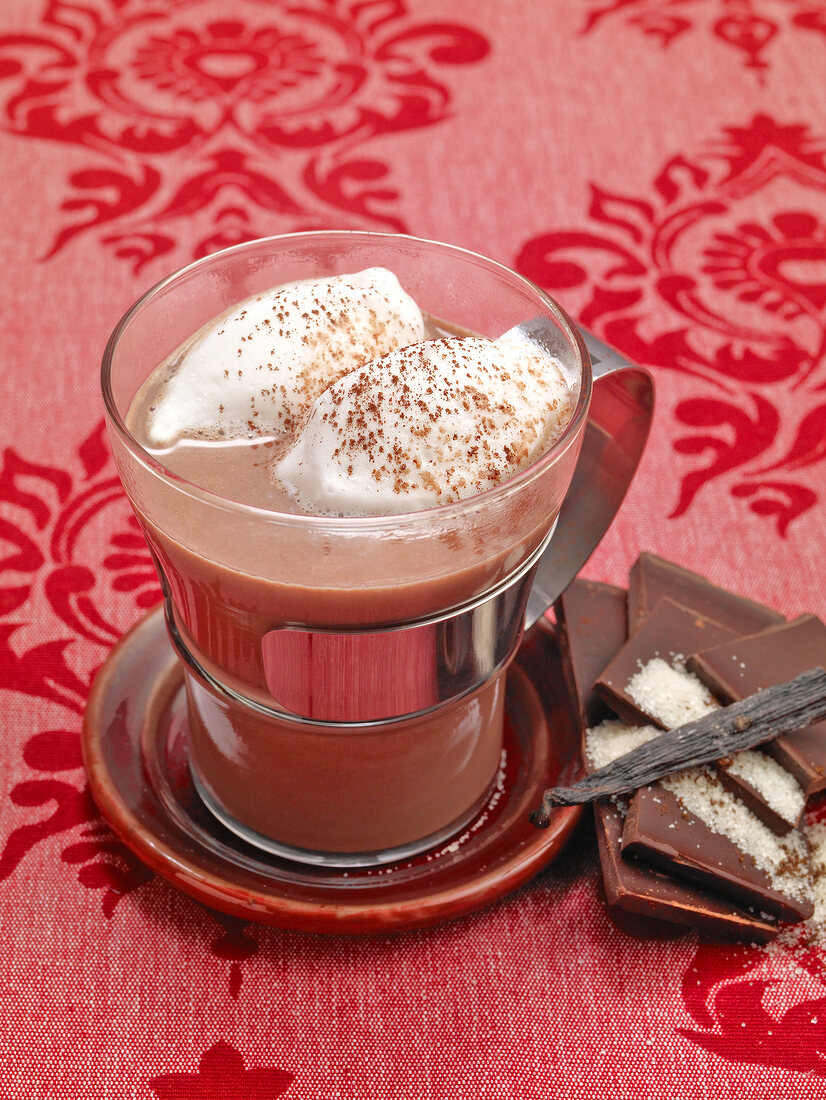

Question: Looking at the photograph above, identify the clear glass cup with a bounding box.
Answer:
[102,232,591,866]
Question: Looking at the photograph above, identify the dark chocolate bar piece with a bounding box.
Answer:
[558,575,788,941]
[689,616,826,796]
[556,579,628,726]
[623,781,813,923]
[595,798,776,941]
[595,598,739,728]
[717,751,804,836]
[628,552,784,637]
[572,623,782,938]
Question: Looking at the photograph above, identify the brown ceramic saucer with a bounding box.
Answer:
[82,605,583,934]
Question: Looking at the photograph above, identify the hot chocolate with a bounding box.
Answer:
[106,236,587,861]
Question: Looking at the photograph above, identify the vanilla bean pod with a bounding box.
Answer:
[531,667,826,827]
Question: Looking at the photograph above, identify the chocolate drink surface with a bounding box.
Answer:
[121,264,580,855]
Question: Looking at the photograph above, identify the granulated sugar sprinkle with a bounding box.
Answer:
[626,658,719,728]
[724,750,805,825]
[662,768,813,904]
[806,822,826,924]
[774,821,826,949]
[584,719,661,771]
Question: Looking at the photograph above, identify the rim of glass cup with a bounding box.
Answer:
[101,230,592,533]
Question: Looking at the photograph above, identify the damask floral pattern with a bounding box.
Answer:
[0,0,489,267]
[1,0,825,1094]
[148,1042,295,1099]
[516,114,826,535]
[0,425,157,910]
[0,425,267,998]
[583,0,826,71]
[679,899,826,1073]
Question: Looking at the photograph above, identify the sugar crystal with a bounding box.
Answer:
[584,719,661,771]
[724,750,805,825]
[626,658,718,728]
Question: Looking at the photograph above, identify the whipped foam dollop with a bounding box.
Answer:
[146,268,425,446]
[275,330,573,516]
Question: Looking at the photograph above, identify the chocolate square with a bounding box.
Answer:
[622,781,813,923]
[595,598,739,728]
[628,552,784,636]
[716,753,803,836]
[595,798,776,941]
[689,616,826,796]
[556,579,627,727]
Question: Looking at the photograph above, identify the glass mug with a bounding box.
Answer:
[101,232,648,867]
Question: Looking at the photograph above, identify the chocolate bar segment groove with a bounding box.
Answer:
[628,552,784,637]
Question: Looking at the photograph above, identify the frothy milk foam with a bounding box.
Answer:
[147,267,425,446]
[141,268,573,516]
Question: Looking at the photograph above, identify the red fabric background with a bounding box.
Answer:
[1,1,825,1095]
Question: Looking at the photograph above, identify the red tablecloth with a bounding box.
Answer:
[2,1,826,1096]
